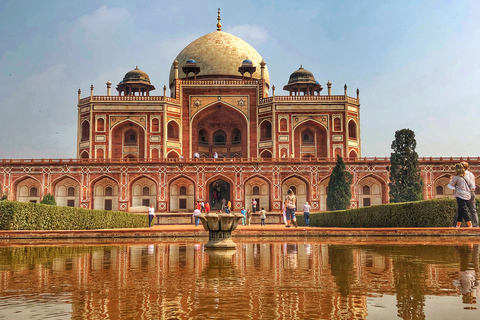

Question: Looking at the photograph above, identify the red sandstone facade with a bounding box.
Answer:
[0,18,476,213]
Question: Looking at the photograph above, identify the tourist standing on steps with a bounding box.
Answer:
[448,163,474,228]
[205,202,210,214]
[260,207,267,226]
[193,207,201,226]
[252,198,257,213]
[148,203,156,228]
[284,189,297,228]
[201,201,205,213]
[241,207,247,225]
[213,152,218,159]
[227,200,232,212]
[246,208,252,226]
[451,162,479,227]
[303,201,311,227]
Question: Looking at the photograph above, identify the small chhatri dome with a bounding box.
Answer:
[288,66,317,84]
[283,65,322,96]
[121,66,152,85]
[116,66,155,96]
[186,59,197,64]
[242,58,253,65]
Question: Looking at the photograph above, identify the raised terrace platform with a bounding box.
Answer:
[1,225,480,240]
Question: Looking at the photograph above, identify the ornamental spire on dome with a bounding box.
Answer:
[216,8,222,31]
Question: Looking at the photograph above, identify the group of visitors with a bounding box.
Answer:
[448,161,479,228]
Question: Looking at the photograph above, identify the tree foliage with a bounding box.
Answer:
[388,129,423,203]
[327,155,353,211]
[40,193,56,205]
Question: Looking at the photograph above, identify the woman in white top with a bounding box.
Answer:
[447,163,474,228]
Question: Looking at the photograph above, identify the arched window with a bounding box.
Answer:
[167,121,179,140]
[67,187,75,197]
[124,130,137,146]
[362,185,370,195]
[81,121,90,141]
[335,148,342,157]
[213,130,227,145]
[253,186,260,195]
[97,118,104,132]
[231,129,241,144]
[334,118,341,131]
[260,121,272,140]
[349,150,357,160]
[302,130,314,145]
[280,118,287,131]
[348,120,357,139]
[152,148,159,159]
[80,151,89,159]
[199,129,208,144]
[97,148,104,159]
[30,187,38,197]
[143,186,150,196]
[105,187,113,197]
[436,185,444,195]
[289,186,297,195]
[179,186,187,195]
[152,118,159,132]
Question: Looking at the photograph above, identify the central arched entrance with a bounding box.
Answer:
[192,104,248,158]
[209,179,231,211]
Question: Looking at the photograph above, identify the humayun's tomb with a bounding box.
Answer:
[0,11,478,213]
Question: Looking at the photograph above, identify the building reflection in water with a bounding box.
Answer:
[0,239,479,319]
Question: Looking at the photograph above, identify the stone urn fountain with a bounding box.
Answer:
[198,212,243,249]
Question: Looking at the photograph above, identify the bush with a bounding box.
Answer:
[40,194,56,205]
[296,198,468,228]
[0,201,148,230]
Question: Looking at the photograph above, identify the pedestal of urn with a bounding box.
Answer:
[198,212,243,249]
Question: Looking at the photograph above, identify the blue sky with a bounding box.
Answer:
[1,0,479,158]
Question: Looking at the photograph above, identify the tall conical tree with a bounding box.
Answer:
[388,128,423,203]
[327,155,353,211]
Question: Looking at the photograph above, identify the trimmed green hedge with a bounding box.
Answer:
[296,198,474,228]
[0,201,148,230]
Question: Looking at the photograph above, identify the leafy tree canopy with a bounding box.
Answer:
[327,155,353,211]
[388,128,423,203]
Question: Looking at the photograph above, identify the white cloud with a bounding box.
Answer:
[225,24,268,46]
[77,5,130,35]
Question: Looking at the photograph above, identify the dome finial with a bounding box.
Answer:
[216,8,222,31]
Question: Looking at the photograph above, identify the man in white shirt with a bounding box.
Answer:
[452,162,478,227]
[192,208,201,226]
[303,202,311,227]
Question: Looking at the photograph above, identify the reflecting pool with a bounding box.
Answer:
[0,237,479,320]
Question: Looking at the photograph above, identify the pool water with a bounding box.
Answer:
[0,237,478,320]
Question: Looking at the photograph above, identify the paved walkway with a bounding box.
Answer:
[1,224,480,239]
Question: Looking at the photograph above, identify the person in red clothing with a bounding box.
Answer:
[205,202,210,214]
[197,202,201,211]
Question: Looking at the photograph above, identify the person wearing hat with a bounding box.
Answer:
[303,201,311,227]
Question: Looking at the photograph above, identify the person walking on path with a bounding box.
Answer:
[284,189,297,228]
[259,207,267,226]
[205,202,210,214]
[303,202,311,227]
[193,207,201,226]
[448,163,474,228]
[240,207,247,225]
[246,208,252,226]
[148,204,156,228]
[452,162,479,227]
[281,205,288,227]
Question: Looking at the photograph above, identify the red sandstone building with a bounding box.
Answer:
[0,13,478,213]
